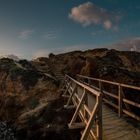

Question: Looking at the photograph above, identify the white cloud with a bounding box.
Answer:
[18,30,34,40]
[69,2,121,30]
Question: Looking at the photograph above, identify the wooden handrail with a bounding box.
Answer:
[77,74,140,90]
[64,75,102,140]
[77,74,140,121]
[66,75,100,97]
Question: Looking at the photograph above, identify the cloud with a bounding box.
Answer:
[69,2,121,30]
[18,30,34,40]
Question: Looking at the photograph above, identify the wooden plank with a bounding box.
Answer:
[83,104,91,116]
[77,74,119,86]
[77,74,140,90]
[63,81,71,96]
[77,74,140,121]
[123,109,140,121]
[78,110,97,140]
[65,75,140,140]
[123,98,140,108]
[65,75,100,97]
[64,85,77,108]
[74,93,81,102]
[103,90,118,99]
[103,98,118,109]
[96,94,102,140]
[121,83,140,90]
[81,103,98,140]
[118,85,123,117]
[90,129,97,140]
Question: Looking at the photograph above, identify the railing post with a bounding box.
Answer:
[118,84,123,117]
[97,91,102,140]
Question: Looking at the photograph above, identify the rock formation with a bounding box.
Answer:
[0,48,140,139]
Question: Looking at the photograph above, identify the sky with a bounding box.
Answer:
[0,0,140,59]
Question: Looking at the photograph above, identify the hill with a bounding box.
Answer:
[0,48,139,139]
[108,38,140,52]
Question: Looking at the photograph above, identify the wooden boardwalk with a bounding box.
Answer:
[63,75,140,140]
[102,105,140,140]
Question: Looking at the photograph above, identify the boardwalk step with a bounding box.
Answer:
[105,130,135,140]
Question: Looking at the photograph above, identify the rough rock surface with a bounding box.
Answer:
[0,122,16,140]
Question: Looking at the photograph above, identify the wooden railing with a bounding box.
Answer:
[77,74,140,121]
[63,75,102,140]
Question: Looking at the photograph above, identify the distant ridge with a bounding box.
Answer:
[0,54,20,61]
[108,37,140,52]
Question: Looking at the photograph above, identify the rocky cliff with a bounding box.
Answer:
[0,48,140,139]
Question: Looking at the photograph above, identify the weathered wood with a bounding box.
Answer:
[65,75,102,140]
[123,98,140,108]
[96,94,102,140]
[63,81,71,96]
[74,93,81,102]
[103,98,118,109]
[69,89,86,127]
[123,109,140,121]
[64,75,140,140]
[77,74,119,86]
[81,103,98,140]
[64,84,77,108]
[77,74,140,121]
[118,84,123,117]
[103,90,118,99]
[83,104,91,116]
[65,75,100,97]
[121,83,140,90]
[77,74,140,91]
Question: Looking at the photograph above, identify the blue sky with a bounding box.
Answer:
[0,0,140,59]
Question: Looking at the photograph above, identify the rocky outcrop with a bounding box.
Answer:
[0,48,140,139]
[0,122,16,140]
